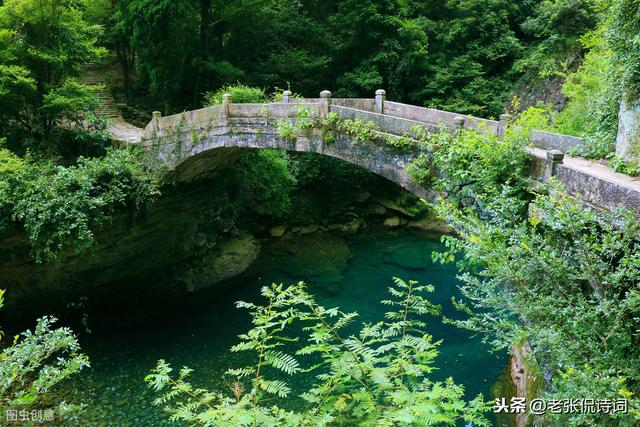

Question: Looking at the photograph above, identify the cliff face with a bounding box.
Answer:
[0,177,258,325]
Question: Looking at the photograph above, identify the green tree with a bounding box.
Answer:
[110,0,590,117]
[608,0,640,101]
[0,0,106,153]
[119,0,198,112]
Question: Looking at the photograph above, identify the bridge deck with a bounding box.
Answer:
[111,93,640,215]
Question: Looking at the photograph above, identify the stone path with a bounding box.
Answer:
[79,62,143,144]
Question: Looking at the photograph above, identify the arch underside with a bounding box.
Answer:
[149,121,435,200]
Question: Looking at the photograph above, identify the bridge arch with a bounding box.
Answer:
[139,92,640,216]
[142,103,435,200]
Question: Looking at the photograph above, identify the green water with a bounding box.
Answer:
[62,229,508,426]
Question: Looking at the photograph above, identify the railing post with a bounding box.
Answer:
[498,113,511,138]
[544,149,565,181]
[282,90,292,104]
[454,116,466,131]
[320,90,332,117]
[152,111,161,130]
[375,89,386,114]
[222,93,232,118]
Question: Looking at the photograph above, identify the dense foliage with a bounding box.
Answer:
[0,0,107,155]
[403,115,640,425]
[608,0,640,102]
[0,290,89,420]
[0,0,638,425]
[107,0,599,117]
[147,279,489,426]
[0,147,160,261]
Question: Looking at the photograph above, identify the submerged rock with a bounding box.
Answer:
[270,226,287,237]
[383,241,431,269]
[299,224,320,234]
[180,234,261,293]
[374,197,415,217]
[369,204,387,216]
[265,233,351,295]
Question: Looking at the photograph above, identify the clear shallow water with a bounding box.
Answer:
[61,229,509,426]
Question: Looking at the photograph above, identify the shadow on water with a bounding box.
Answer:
[60,228,513,426]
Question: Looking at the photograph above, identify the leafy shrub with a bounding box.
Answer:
[0,147,26,229]
[435,182,640,426]
[337,118,380,144]
[408,121,530,211]
[555,30,620,159]
[399,101,640,425]
[0,0,106,153]
[230,149,295,219]
[11,147,160,261]
[146,279,489,426]
[609,155,640,176]
[204,84,268,106]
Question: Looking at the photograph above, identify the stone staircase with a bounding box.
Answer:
[79,61,143,144]
[79,62,121,119]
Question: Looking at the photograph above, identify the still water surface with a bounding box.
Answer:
[63,229,509,426]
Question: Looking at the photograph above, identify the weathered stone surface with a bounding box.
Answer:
[374,197,414,217]
[179,234,260,293]
[327,218,365,234]
[142,108,435,201]
[384,100,499,133]
[616,98,640,163]
[509,343,541,427]
[299,224,320,234]
[384,216,401,227]
[556,160,640,212]
[0,178,250,322]
[530,129,583,153]
[142,99,640,216]
[407,216,453,234]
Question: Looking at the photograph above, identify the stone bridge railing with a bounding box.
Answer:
[141,90,640,214]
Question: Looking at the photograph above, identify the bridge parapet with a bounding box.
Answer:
[140,90,640,215]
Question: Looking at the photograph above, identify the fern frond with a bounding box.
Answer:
[264,350,301,375]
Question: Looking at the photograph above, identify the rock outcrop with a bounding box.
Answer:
[0,178,258,324]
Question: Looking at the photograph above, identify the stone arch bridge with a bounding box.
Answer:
[132,90,640,214]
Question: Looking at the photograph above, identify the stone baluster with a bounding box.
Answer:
[498,113,511,138]
[222,93,232,119]
[544,149,565,181]
[616,98,640,163]
[320,90,332,117]
[375,89,386,114]
[282,90,292,103]
[152,111,161,131]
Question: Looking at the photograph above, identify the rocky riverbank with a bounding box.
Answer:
[0,168,450,330]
